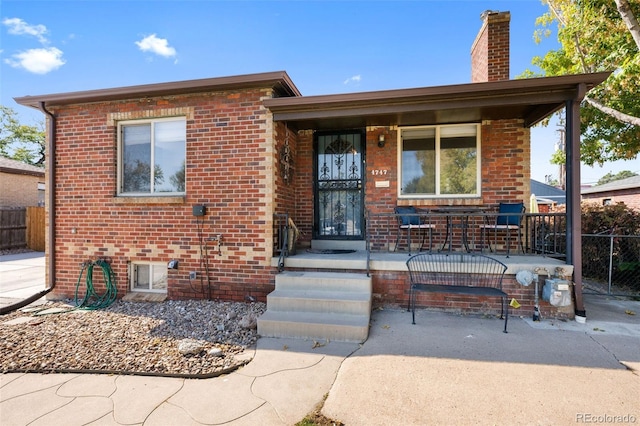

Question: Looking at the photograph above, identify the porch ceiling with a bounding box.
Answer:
[264,72,611,130]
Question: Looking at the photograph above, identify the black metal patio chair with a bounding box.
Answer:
[394,206,435,255]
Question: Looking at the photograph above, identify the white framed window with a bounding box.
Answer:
[398,124,480,197]
[130,262,167,293]
[118,117,186,195]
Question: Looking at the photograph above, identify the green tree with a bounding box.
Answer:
[123,160,164,193]
[404,150,435,194]
[169,161,186,192]
[596,170,638,185]
[440,147,476,194]
[525,0,640,166]
[0,105,45,166]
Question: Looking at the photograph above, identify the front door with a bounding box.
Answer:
[314,130,365,239]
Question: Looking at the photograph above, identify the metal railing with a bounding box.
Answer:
[273,213,289,272]
[273,210,567,276]
[365,210,567,258]
[274,213,639,297]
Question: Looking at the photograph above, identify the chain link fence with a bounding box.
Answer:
[582,234,640,297]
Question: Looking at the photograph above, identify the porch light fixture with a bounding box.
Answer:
[378,134,385,148]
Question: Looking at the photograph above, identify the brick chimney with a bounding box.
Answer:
[471,10,510,82]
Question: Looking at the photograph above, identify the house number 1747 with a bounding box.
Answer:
[371,169,388,176]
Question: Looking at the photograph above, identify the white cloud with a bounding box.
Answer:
[5,47,65,74]
[343,75,362,85]
[135,34,177,58]
[2,17,49,44]
[2,17,65,73]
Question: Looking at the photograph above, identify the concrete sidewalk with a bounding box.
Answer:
[2,306,639,425]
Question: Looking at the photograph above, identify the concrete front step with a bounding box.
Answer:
[258,271,372,343]
[275,271,372,293]
[311,239,366,251]
[257,311,370,343]
[267,289,371,315]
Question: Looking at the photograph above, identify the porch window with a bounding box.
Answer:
[399,124,480,197]
[130,262,167,293]
[118,118,186,195]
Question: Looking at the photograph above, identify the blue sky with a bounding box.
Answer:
[1,0,637,184]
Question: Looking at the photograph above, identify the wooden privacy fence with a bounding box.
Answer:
[0,207,45,251]
[27,206,45,251]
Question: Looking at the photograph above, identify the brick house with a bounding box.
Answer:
[0,156,45,208]
[15,11,609,340]
[581,175,640,210]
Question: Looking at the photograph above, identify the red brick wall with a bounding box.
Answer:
[273,121,299,253]
[582,190,640,211]
[47,88,278,302]
[371,271,570,320]
[480,119,530,206]
[274,122,298,213]
[290,122,529,252]
[292,127,402,247]
[45,85,532,308]
[292,131,314,246]
[367,121,529,209]
[366,128,397,214]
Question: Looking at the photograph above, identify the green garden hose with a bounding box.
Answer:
[74,259,117,310]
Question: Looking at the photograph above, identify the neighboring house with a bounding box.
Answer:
[0,156,45,208]
[530,179,566,211]
[14,11,608,328]
[581,175,640,210]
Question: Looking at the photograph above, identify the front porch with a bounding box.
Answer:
[261,242,575,340]
[273,210,575,317]
[271,249,573,317]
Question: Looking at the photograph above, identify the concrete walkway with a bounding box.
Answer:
[1,337,359,425]
[1,252,639,425]
[2,306,639,425]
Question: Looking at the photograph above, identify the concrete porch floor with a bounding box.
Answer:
[273,249,571,276]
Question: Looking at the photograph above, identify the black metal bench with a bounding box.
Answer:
[406,252,510,333]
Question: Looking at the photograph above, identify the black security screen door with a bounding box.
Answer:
[314,131,365,239]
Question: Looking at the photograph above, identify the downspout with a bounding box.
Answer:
[0,102,56,315]
[565,83,587,318]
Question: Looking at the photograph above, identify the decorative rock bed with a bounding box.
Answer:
[0,299,266,377]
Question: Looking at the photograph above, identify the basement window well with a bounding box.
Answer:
[130,263,168,293]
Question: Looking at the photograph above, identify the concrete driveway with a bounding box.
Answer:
[0,252,46,309]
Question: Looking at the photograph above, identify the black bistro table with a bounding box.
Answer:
[431,206,490,252]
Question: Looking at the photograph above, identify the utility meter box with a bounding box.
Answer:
[543,279,572,307]
[192,205,206,217]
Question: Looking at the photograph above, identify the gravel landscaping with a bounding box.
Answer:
[0,299,266,377]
